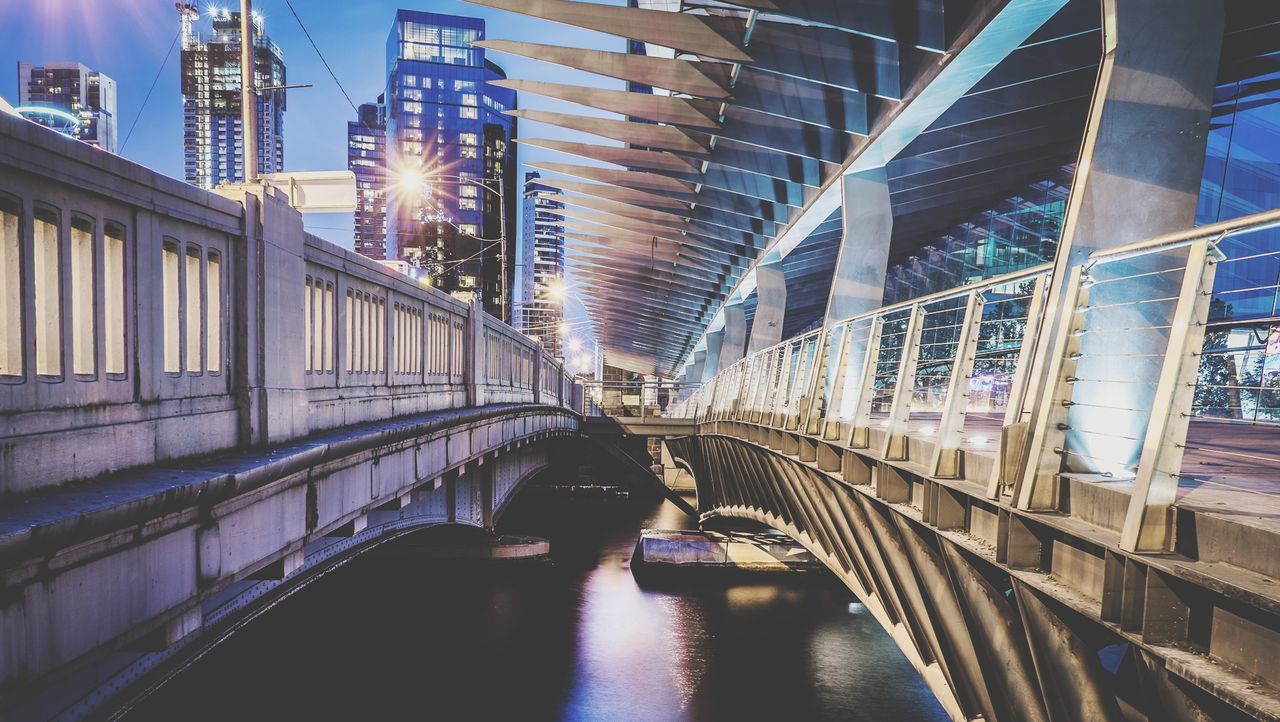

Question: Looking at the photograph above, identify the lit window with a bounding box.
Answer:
[71,217,95,375]
[459,107,477,120]
[459,185,477,198]
[207,252,220,372]
[34,209,61,377]
[458,132,477,146]
[458,198,477,211]
[0,198,20,376]
[185,248,201,373]
[163,243,180,373]
[459,275,476,288]
[345,290,354,372]
[459,224,479,237]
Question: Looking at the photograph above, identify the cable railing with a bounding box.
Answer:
[693,208,1280,554]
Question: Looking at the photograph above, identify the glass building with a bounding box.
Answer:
[517,172,566,357]
[1190,25,1280,423]
[383,10,517,321]
[348,100,387,260]
[17,61,117,153]
[178,3,286,189]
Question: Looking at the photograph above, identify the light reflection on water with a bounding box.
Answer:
[124,494,948,722]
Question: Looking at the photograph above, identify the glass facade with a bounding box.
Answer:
[882,167,1071,304]
[348,101,387,260]
[516,172,566,357]
[17,62,117,153]
[178,5,286,189]
[1191,42,1280,421]
[383,10,517,321]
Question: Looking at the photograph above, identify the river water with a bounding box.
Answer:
[124,493,948,721]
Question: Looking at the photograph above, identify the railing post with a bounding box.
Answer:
[1121,239,1219,552]
[800,331,833,435]
[532,352,543,405]
[848,317,885,449]
[987,275,1048,498]
[930,291,985,478]
[465,299,485,407]
[820,323,854,440]
[1015,267,1089,511]
[881,304,926,461]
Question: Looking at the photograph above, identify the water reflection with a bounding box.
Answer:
[123,494,947,722]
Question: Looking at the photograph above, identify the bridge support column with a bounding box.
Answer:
[1015,0,1225,531]
[688,348,707,388]
[749,258,786,353]
[702,329,723,384]
[825,168,892,327]
[718,301,747,374]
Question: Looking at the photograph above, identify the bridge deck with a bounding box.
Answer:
[888,414,1280,537]
[0,404,571,568]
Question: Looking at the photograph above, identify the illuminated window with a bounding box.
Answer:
[459,275,476,289]
[458,198,477,211]
[34,209,61,377]
[71,217,94,375]
[345,289,353,372]
[0,198,20,376]
[458,132,477,146]
[459,224,479,237]
[163,242,180,373]
[459,147,478,160]
[459,185,477,198]
[459,107,477,120]
[324,282,334,372]
[207,252,220,373]
[185,248,201,373]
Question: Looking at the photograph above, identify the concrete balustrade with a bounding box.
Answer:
[0,112,575,495]
[0,114,585,715]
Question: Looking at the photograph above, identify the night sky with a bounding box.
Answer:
[0,0,618,352]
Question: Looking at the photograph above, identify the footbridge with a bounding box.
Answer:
[0,114,589,719]
[667,210,1280,722]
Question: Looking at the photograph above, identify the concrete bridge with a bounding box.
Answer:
[0,113,587,719]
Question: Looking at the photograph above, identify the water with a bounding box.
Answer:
[123,493,948,721]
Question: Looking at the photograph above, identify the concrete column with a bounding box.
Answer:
[825,168,892,326]
[217,184,309,446]
[702,329,724,384]
[1017,0,1224,487]
[749,258,787,353]
[719,301,747,372]
[689,349,707,387]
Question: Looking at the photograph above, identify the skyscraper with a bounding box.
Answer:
[518,172,565,357]
[178,3,285,189]
[17,61,117,152]
[383,10,517,321]
[348,99,387,260]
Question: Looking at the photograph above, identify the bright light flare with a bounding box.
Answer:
[397,169,425,196]
[567,337,583,353]
[546,279,568,302]
[559,322,572,337]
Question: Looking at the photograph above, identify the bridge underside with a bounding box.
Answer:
[668,432,1276,722]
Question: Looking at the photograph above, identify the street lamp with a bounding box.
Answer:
[393,169,509,322]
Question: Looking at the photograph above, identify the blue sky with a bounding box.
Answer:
[0,0,621,357]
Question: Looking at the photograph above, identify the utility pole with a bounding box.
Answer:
[240,0,258,182]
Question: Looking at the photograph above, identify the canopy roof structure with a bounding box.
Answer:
[468,0,1104,375]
